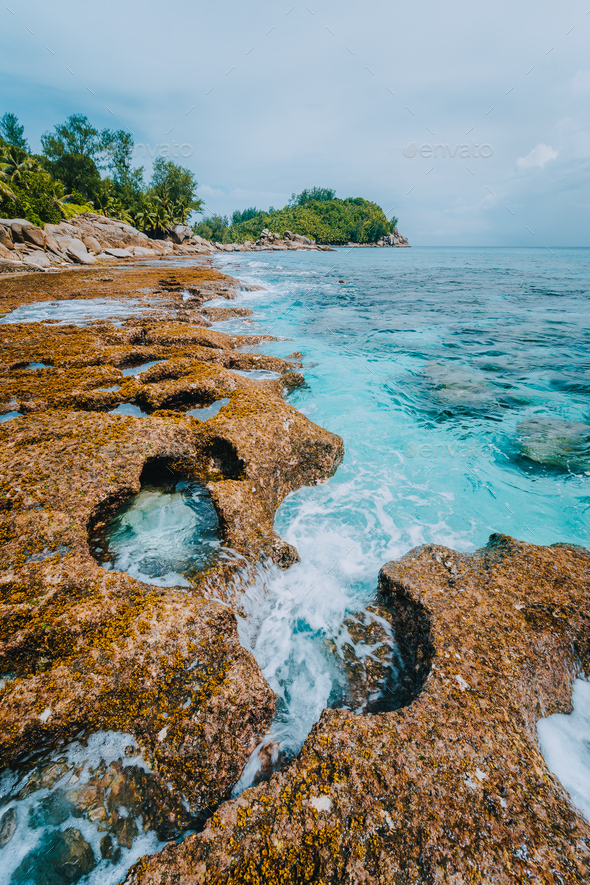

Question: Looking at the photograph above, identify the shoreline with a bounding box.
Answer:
[0,213,410,275]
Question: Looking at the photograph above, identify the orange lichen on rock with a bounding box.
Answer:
[125,535,590,885]
[0,261,343,828]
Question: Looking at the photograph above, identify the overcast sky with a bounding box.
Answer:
[2,0,589,245]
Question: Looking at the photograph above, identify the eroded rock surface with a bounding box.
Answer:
[125,535,590,885]
[0,262,343,846]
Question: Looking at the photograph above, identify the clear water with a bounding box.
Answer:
[208,247,590,785]
[186,398,230,421]
[0,299,163,326]
[92,479,225,588]
[120,361,162,377]
[0,732,170,885]
[108,404,147,417]
[3,249,589,877]
[0,412,20,423]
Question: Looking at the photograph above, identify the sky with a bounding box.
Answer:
[1,0,589,245]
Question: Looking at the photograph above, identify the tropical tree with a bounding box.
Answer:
[289,187,336,206]
[0,113,29,150]
[0,144,39,183]
[41,114,102,199]
[132,201,157,232]
[148,158,202,215]
[0,176,16,201]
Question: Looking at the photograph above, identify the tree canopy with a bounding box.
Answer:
[0,113,29,151]
[0,111,203,233]
[195,191,398,245]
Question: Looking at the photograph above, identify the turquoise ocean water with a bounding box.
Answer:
[208,246,590,781]
[1,247,589,884]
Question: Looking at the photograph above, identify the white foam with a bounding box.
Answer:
[537,678,590,822]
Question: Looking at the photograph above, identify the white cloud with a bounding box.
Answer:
[516,144,558,170]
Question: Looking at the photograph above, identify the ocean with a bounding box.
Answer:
[208,246,590,781]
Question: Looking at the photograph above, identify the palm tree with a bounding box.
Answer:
[150,197,172,234]
[133,202,157,233]
[0,144,38,183]
[0,178,16,201]
[172,197,191,224]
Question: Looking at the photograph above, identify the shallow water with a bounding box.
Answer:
[90,478,224,587]
[210,246,590,785]
[120,361,162,377]
[186,398,230,420]
[0,298,162,326]
[108,404,147,417]
[0,732,170,885]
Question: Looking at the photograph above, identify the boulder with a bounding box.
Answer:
[0,224,14,250]
[9,221,28,243]
[22,225,45,248]
[24,251,52,269]
[68,248,97,265]
[61,238,97,265]
[168,224,193,244]
[0,258,36,273]
[103,247,133,258]
[44,235,67,258]
[82,235,101,254]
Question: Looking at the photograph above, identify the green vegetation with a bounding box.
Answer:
[0,111,400,245]
[0,112,202,233]
[194,191,398,245]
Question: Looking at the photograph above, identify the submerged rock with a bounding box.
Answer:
[422,361,502,411]
[327,604,401,713]
[517,416,590,471]
[0,806,18,846]
[12,827,96,885]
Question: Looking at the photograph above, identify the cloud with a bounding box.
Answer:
[516,144,558,170]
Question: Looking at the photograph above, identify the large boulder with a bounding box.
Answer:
[9,220,33,243]
[0,224,14,250]
[168,224,193,244]
[192,234,212,248]
[82,235,101,254]
[103,247,133,258]
[58,237,96,265]
[44,235,67,258]
[24,251,52,269]
[22,224,45,248]
[0,257,36,273]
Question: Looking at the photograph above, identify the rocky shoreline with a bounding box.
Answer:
[0,254,587,885]
[0,214,410,273]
